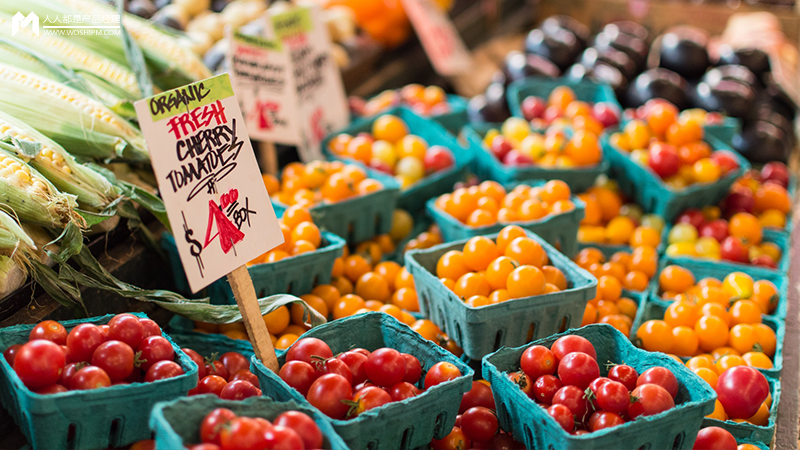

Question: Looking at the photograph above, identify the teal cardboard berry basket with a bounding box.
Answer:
[405,230,597,360]
[462,123,610,192]
[251,312,473,450]
[0,313,198,450]
[482,324,717,450]
[426,182,585,257]
[321,106,473,214]
[602,130,750,223]
[150,395,348,450]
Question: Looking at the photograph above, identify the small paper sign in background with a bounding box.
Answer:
[401,0,473,76]
[134,73,283,293]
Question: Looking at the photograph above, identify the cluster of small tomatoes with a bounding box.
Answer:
[637,266,778,368]
[483,119,603,168]
[722,162,792,230]
[519,86,621,131]
[327,114,455,188]
[611,101,740,189]
[577,182,665,246]
[264,161,386,207]
[182,349,261,400]
[191,407,324,450]
[666,209,782,268]
[434,179,576,227]
[248,205,324,265]
[352,84,453,117]
[692,358,773,427]
[3,314,181,393]
[436,225,570,307]
[510,335,678,434]
[277,337,461,419]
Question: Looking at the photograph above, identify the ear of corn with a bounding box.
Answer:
[0,63,150,163]
[0,210,37,298]
[0,13,141,99]
[0,112,119,210]
[0,143,81,229]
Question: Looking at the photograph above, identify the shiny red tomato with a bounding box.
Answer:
[219,380,259,400]
[139,318,162,338]
[3,344,21,365]
[424,146,455,173]
[314,357,353,385]
[551,335,597,361]
[649,143,680,178]
[716,366,769,419]
[546,404,574,432]
[138,336,174,371]
[366,348,407,387]
[70,366,111,390]
[29,320,67,345]
[692,426,737,450]
[145,360,184,382]
[337,351,368,385]
[637,367,678,399]
[596,380,630,414]
[388,381,420,401]
[66,324,107,363]
[219,352,249,377]
[59,362,85,387]
[711,151,739,175]
[700,220,729,242]
[263,425,304,450]
[520,345,557,381]
[628,384,674,419]
[402,354,422,384]
[460,381,495,413]
[91,340,134,382]
[286,338,333,364]
[219,417,267,450]
[274,411,323,450]
[205,360,228,381]
[14,340,65,389]
[431,426,470,450]
[278,360,317,396]
[557,352,599,389]
[587,377,610,409]
[533,374,563,404]
[552,385,590,422]
[107,314,144,349]
[424,361,461,389]
[350,386,392,417]
[229,369,259,388]
[182,348,206,379]
[676,209,706,230]
[306,373,352,419]
[460,406,499,444]
[196,375,228,397]
[608,364,638,391]
[200,408,236,445]
[720,237,749,263]
[588,411,624,432]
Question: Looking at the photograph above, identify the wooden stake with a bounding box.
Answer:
[227,265,279,372]
[258,141,279,175]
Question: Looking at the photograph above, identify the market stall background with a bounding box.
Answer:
[0,0,796,448]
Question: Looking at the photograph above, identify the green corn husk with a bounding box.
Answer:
[0,13,141,99]
[0,63,150,162]
[0,112,119,210]
[0,211,35,299]
[0,147,81,229]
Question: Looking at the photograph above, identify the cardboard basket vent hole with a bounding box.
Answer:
[455,322,463,345]
[433,412,448,437]
[367,440,378,450]
[375,215,383,234]
[525,425,535,445]
[527,323,537,341]
[400,427,414,450]
[673,432,685,449]
[109,418,123,448]
[67,423,78,450]
[639,444,651,450]
[558,316,569,333]
[493,329,504,351]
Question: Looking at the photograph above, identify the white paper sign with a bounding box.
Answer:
[270,5,349,161]
[134,74,283,293]
[401,0,473,76]
[227,28,299,144]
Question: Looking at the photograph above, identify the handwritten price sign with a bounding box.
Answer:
[135,74,283,293]
[401,0,472,76]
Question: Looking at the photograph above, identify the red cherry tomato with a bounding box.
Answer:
[637,367,679,399]
[508,371,534,398]
[552,385,590,422]
[139,318,162,338]
[337,351,368,385]
[144,360,184,382]
[219,417,267,450]
[66,324,107,363]
[59,361,85,387]
[219,352,249,377]
[608,364,638,391]
[138,336,174,371]
[402,353,422,384]
[588,411,625,432]
[692,426,737,450]
[3,343,21,365]
[596,380,630,414]
[520,345,557,381]
[649,143,680,178]
[107,314,144,349]
[720,237,749,263]
[431,426,471,450]
[314,357,353,385]
[274,411,323,450]
[219,380,259,400]
[587,377,611,409]
[388,381,420,401]
[200,408,236,445]
[551,335,597,361]
[628,384,675,419]
[29,320,67,345]
[350,386,392,417]
[33,383,68,394]
[533,374,563,404]
[14,340,65,389]
[91,340,134,382]
[182,348,206,379]
[278,360,317,396]
[285,338,333,364]
[70,366,111,390]
[460,381,495,413]
[716,366,769,419]
[460,406,499,444]
[557,352,600,389]
[205,360,228,381]
[196,375,228,397]
[424,361,462,389]
[546,404,574,432]
[306,373,352,419]
[366,348,407,387]
[229,369,259,388]
[263,425,304,450]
